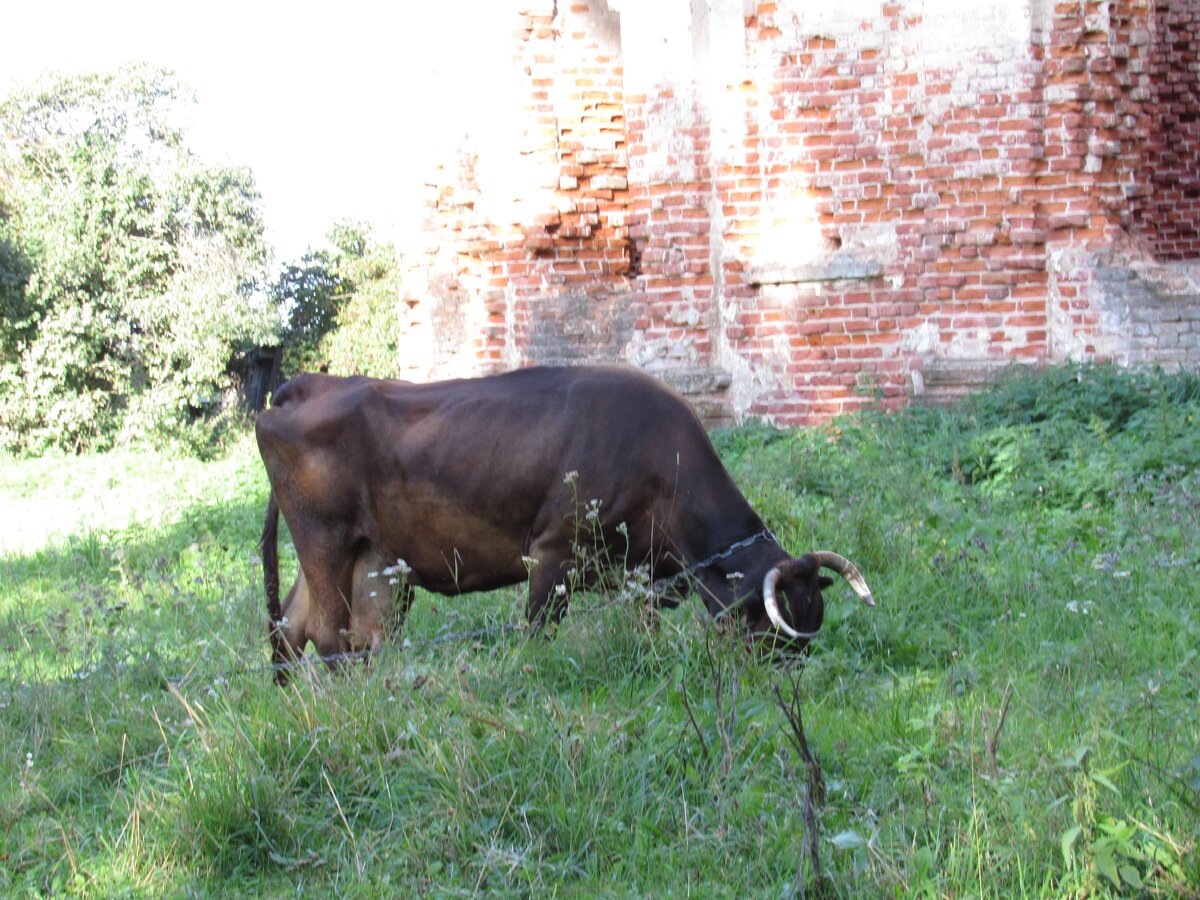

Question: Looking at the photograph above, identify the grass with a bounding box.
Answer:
[1,362,1198,897]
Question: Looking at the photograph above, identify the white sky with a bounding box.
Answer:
[1,0,520,264]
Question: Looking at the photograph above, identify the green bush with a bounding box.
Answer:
[952,363,1200,505]
[271,221,404,379]
[0,66,275,454]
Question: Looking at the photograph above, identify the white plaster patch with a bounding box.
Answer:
[901,321,941,355]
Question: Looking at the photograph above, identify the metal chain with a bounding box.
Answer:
[266,526,773,680]
[650,528,778,596]
[180,588,644,684]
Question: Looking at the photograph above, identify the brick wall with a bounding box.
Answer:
[727,1,1056,419]
[401,0,1200,424]
[400,1,632,377]
[1134,0,1200,259]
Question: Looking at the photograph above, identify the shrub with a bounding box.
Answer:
[0,66,275,454]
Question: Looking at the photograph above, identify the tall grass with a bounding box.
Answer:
[1,363,1197,896]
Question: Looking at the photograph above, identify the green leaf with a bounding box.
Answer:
[1094,848,1120,887]
[1061,826,1082,868]
[1118,865,1143,889]
[1096,817,1137,843]
[1060,745,1090,770]
[830,830,865,851]
[1090,770,1121,795]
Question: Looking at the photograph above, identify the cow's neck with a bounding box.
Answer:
[689,531,790,619]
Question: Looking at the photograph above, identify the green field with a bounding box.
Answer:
[2,364,1198,897]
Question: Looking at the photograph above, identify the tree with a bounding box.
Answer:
[0,65,275,453]
[270,249,341,374]
[320,222,404,378]
[271,221,403,378]
[0,224,33,367]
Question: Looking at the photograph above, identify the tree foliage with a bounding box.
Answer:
[272,221,403,378]
[0,65,275,453]
[270,250,341,374]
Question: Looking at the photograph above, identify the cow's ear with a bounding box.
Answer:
[818,575,834,590]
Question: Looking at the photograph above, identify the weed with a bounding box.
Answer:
[1,364,1198,895]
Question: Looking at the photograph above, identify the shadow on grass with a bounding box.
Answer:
[0,487,276,687]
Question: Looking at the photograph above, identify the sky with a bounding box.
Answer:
[1,0,518,264]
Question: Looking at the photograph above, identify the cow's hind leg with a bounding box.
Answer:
[291,541,357,672]
[351,562,415,660]
[275,569,315,680]
[347,547,389,660]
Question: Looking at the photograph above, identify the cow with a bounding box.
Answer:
[257,365,874,681]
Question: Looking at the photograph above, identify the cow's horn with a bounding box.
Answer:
[814,551,876,607]
[762,565,806,639]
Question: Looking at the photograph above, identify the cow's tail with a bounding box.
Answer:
[260,491,286,676]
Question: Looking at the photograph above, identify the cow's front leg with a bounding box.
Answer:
[524,541,574,631]
[387,583,415,649]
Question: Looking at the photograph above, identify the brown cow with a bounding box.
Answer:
[257,365,873,681]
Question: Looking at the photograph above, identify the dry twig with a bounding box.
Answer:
[773,673,826,896]
[983,682,1014,776]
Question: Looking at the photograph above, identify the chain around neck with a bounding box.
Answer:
[651,527,779,596]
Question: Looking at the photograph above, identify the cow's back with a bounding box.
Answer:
[350,365,719,540]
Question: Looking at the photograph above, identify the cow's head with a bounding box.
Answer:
[750,552,875,650]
